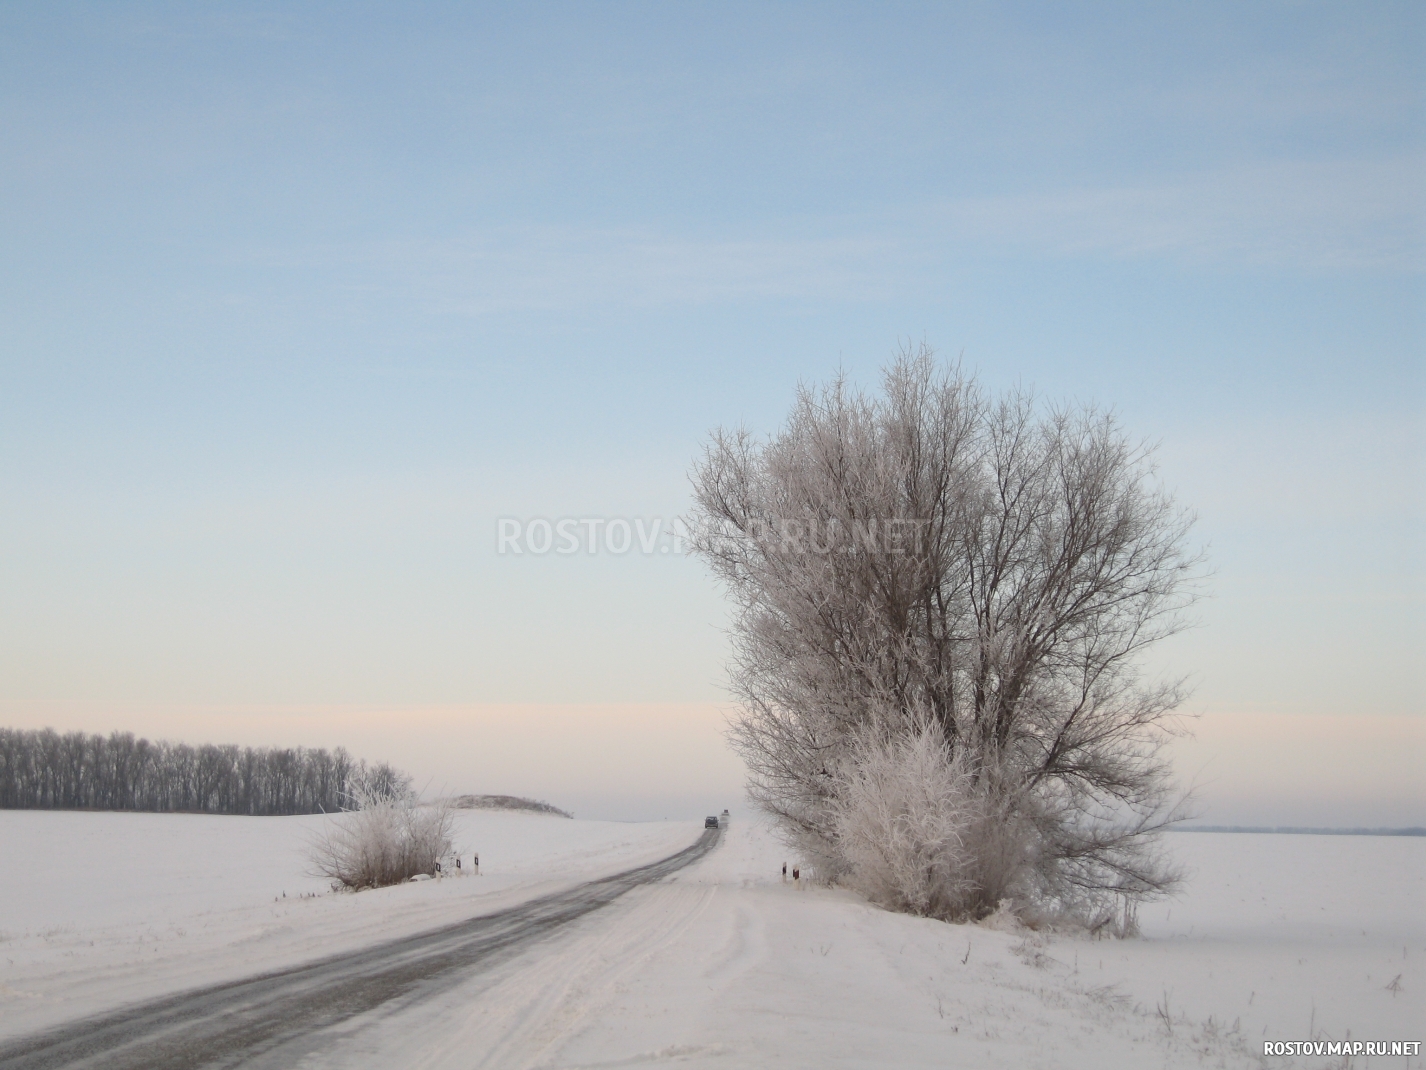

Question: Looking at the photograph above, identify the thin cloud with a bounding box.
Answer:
[419,230,908,314]
[934,157,1424,270]
[242,155,1423,318]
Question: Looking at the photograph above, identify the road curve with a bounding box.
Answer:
[0,827,721,1070]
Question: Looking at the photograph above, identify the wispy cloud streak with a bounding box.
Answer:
[244,157,1422,317]
[935,158,1423,270]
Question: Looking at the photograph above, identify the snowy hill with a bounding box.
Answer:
[448,793,574,817]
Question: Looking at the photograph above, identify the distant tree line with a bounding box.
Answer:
[0,727,412,815]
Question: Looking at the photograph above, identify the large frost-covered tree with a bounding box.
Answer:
[690,347,1201,921]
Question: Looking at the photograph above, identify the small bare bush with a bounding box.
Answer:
[310,787,455,890]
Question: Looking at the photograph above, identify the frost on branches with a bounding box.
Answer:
[689,347,1202,924]
[309,785,455,891]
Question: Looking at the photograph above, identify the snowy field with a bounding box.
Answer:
[1,811,1421,1068]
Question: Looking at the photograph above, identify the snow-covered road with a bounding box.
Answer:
[0,830,720,1070]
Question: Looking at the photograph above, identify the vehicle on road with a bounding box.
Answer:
[704,815,719,829]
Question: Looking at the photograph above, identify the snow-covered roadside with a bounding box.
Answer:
[297,819,1424,1070]
[0,809,696,1041]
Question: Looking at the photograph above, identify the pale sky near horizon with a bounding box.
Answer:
[2,3,1421,823]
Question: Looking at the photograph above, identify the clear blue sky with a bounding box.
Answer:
[1,3,1421,820]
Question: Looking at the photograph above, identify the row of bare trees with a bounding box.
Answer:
[690,347,1202,924]
[0,727,411,815]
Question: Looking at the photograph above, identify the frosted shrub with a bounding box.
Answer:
[832,725,978,919]
[831,723,1042,920]
[310,788,455,890]
[956,780,1036,919]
